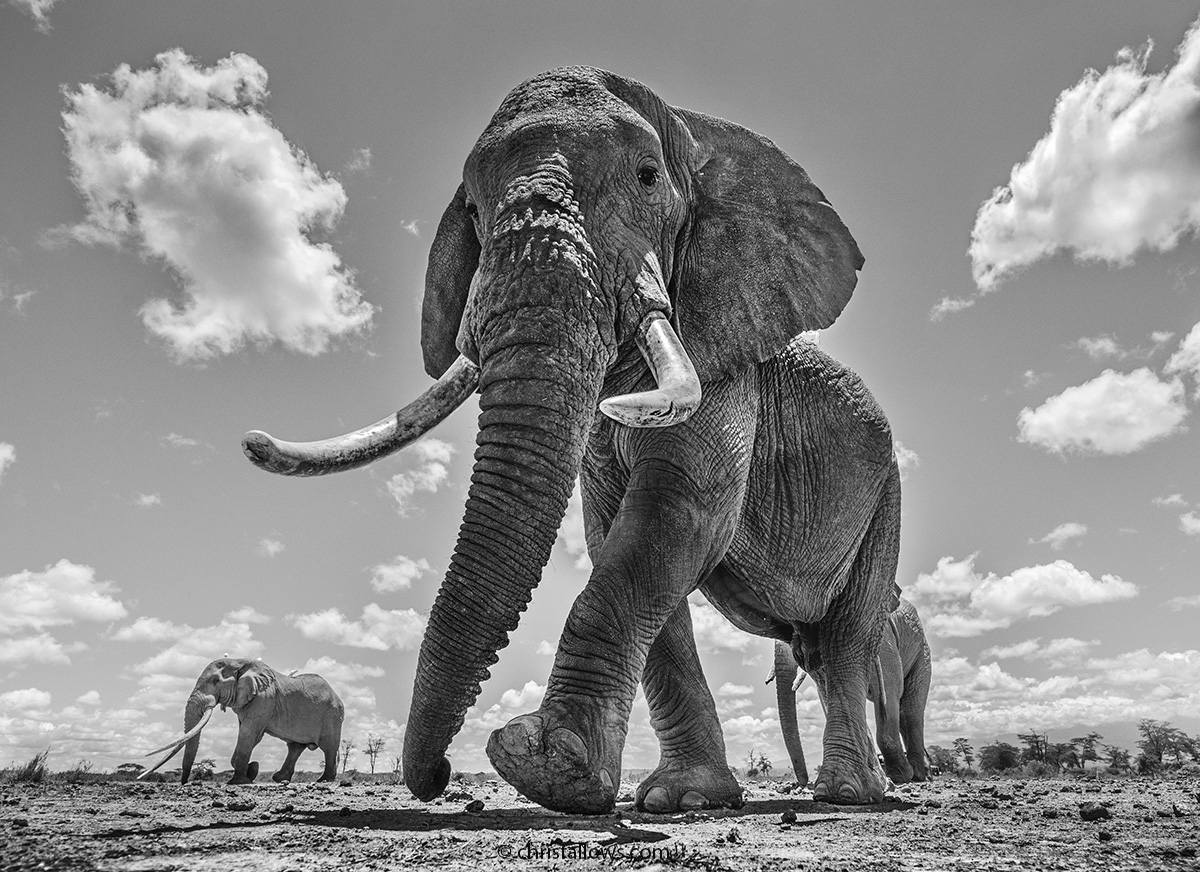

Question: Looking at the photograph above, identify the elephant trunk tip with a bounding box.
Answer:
[406,756,452,802]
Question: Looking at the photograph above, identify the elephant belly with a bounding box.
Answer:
[715,340,894,627]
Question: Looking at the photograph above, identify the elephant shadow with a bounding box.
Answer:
[289,795,918,839]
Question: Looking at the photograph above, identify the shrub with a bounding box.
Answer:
[8,749,50,784]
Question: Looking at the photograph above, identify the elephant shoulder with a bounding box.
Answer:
[767,336,893,451]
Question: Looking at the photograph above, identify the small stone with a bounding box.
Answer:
[1098,830,1112,842]
[1079,802,1110,822]
[1042,809,1059,819]
[1173,804,1186,818]
[338,806,351,817]
[465,800,485,813]
[979,800,999,810]
[781,810,797,824]
[1181,847,1196,858]
[226,800,256,812]
[726,826,741,844]
[925,799,942,809]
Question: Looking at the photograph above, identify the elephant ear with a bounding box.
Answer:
[421,184,481,379]
[231,661,272,709]
[669,107,864,382]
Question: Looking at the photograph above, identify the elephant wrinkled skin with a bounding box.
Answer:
[244,67,901,814]
[141,658,344,784]
[772,597,932,786]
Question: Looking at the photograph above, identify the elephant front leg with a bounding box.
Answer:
[488,452,746,814]
[228,725,264,784]
[636,599,743,813]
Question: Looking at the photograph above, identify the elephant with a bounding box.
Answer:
[140,658,344,784]
[242,65,901,814]
[769,597,931,786]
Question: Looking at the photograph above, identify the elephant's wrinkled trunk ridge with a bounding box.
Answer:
[242,355,480,476]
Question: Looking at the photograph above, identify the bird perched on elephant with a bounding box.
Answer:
[770,597,931,785]
[243,66,901,814]
[141,658,344,784]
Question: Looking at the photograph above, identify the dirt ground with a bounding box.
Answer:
[2,774,1198,871]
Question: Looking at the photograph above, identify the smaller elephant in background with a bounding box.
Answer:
[141,658,344,784]
[770,597,931,785]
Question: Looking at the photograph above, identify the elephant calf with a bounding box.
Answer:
[771,597,931,785]
[141,657,344,784]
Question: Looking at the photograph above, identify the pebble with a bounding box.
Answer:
[465,800,485,813]
[1079,803,1110,822]
[781,810,797,824]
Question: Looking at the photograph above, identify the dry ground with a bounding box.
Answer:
[2,773,1198,871]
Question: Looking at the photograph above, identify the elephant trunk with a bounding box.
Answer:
[773,641,809,786]
[180,691,216,783]
[403,327,605,800]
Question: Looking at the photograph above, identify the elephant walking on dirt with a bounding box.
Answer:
[141,658,344,784]
[243,66,901,814]
[771,597,931,785]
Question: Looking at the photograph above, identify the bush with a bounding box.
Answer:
[1017,761,1059,779]
[7,749,50,784]
[60,759,96,785]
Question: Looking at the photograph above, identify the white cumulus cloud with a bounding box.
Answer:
[1165,321,1200,398]
[555,479,592,570]
[1031,521,1088,550]
[387,438,455,515]
[370,555,432,592]
[57,49,373,360]
[1017,368,1187,455]
[0,560,127,634]
[970,16,1200,290]
[289,604,425,650]
[909,553,1137,637]
[0,442,15,484]
[8,0,61,33]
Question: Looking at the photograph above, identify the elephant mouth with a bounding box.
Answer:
[242,311,701,478]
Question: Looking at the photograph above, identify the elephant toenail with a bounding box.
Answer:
[837,784,860,802]
[599,769,613,791]
[641,787,671,813]
[498,716,541,755]
[548,728,587,766]
[679,791,708,810]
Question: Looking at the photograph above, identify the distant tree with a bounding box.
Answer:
[927,745,958,775]
[116,763,146,780]
[952,738,974,771]
[194,758,217,780]
[744,750,772,779]
[1102,744,1131,772]
[365,735,386,775]
[1047,742,1080,771]
[1071,732,1103,768]
[1137,719,1197,771]
[979,741,1021,773]
[390,755,403,783]
[1017,731,1048,763]
[340,738,356,776]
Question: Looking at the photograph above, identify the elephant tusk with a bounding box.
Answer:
[143,705,215,757]
[242,354,480,476]
[792,671,806,693]
[599,312,701,428]
[139,706,215,779]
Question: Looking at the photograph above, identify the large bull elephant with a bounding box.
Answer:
[771,597,932,786]
[243,66,901,814]
[140,658,344,784]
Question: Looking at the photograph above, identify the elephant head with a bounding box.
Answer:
[242,66,862,801]
[141,657,273,783]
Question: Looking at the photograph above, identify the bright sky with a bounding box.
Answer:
[2,1,1198,777]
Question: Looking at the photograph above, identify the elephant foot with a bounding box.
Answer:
[487,712,618,814]
[635,762,744,814]
[883,758,914,785]
[228,761,259,785]
[812,757,886,805]
[271,771,292,783]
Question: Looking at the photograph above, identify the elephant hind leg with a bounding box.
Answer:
[319,730,340,782]
[273,742,306,783]
[900,665,931,781]
[637,599,743,813]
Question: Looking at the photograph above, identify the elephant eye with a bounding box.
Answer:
[637,166,659,188]
[465,201,479,221]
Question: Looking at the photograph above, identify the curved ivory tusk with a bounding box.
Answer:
[599,312,701,427]
[139,706,215,778]
[243,354,480,477]
[792,671,806,693]
[875,655,887,710]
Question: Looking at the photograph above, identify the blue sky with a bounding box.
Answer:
[1,0,1198,777]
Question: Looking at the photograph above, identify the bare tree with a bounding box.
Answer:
[952,738,974,772]
[365,734,386,775]
[340,737,356,776]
